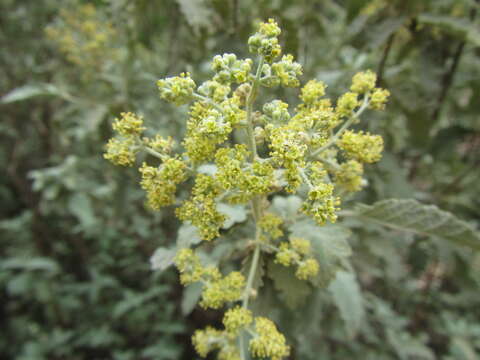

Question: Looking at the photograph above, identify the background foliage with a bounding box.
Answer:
[1,0,479,359]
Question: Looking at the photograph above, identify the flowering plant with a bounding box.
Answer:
[105,18,390,360]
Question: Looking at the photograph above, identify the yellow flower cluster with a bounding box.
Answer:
[215,145,275,203]
[157,72,196,106]
[275,237,319,280]
[258,213,284,241]
[302,183,341,225]
[248,18,282,62]
[104,137,138,167]
[194,309,289,360]
[104,112,145,167]
[370,88,391,110]
[223,306,253,333]
[271,54,303,87]
[174,249,245,309]
[192,327,225,358]
[249,317,290,360]
[139,158,187,209]
[350,70,377,94]
[212,54,253,84]
[336,92,359,118]
[45,4,118,69]
[182,98,245,164]
[339,130,384,163]
[176,174,225,241]
[112,112,146,136]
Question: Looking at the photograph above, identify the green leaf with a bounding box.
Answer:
[351,199,480,250]
[1,84,71,104]
[271,195,303,220]
[217,203,247,229]
[150,247,177,271]
[181,282,203,316]
[68,193,96,229]
[1,257,59,273]
[267,260,311,309]
[177,224,202,248]
[418,14,480,47]
[328,270,365,338]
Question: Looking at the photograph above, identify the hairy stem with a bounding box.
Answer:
[239,56,265,360]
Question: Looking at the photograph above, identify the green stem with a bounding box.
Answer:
[144,146,168,161]
[245,56,265,162]
[242,241,261,308]
[310,94,370,159]
[239,56,265,360]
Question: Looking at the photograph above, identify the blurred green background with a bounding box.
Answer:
[1,0,479,359]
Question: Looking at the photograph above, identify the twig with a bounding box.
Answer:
[431,6,477,122]
[376,32,396,87]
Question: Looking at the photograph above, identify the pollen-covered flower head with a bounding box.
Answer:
[248,19,282,62]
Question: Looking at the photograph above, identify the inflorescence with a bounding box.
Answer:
[104,18,389,360]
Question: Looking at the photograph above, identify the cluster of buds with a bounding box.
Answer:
[275,237,320,280]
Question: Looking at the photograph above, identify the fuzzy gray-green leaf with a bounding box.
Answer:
[352,199,480,250]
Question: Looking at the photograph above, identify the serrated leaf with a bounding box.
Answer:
[418,14,480,47]
[177,224,202,248]
[1,84,71,103]
[217,203,247,229]
[328,270,365,338]
[352,199,480,250]
[150,247,177,271]
[181,282,203,316]
[267,260,311,309]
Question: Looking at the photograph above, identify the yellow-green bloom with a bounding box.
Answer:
[300,79,327,105]
[338,130,384,163]
[249,317,290,360]
[248,19,282,62]
[350,70,377,94]
[296,258,320,280]
[369,88,390,110]
[104,136,138,167]
[223,306,253,334]
[259,213,284,241]
[271,54,303,87]
[157,72,196,106]
[112,112,145,136]
[336,91,359,118]
[139,158,187,210]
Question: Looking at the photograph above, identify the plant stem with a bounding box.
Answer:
[245,56,264,162]
[144,146,168,161]
[310,94,370,159]
[239,55,265,360]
